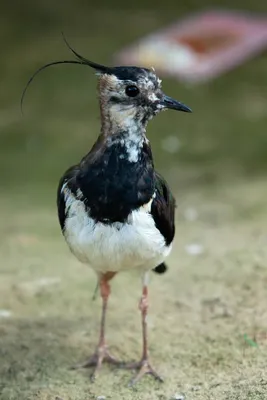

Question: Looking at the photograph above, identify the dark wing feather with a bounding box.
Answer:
[57,135,105,231]
[57,164,80,231]
[150,171,176,246]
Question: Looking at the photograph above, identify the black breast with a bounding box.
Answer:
[66,141,155,224]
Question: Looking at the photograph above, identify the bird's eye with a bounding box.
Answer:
[125,85,140,97]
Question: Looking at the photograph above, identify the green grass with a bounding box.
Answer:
[1,1,267,399]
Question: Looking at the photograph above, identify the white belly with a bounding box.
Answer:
[63,189,172,273]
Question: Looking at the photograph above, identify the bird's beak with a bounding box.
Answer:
[161,95,192,113]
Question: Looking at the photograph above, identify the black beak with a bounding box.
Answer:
[161,95,192,113]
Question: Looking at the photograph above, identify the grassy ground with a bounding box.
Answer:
[1,1,267,399]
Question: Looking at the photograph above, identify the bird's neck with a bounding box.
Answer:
[99,100,148,163]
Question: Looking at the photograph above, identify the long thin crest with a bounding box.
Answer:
[21,60,83,114]
[61,32,110,74]
[20,33,111,114]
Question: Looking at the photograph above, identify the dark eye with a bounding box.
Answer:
[125,85,140,97]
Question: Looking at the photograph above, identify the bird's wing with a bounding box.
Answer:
[57,164,80,231]
[150,171,176,247]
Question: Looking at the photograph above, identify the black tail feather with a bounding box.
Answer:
[152,262,168,274]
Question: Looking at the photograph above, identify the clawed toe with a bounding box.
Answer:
[71,345,122,380]
[71,353,99,370]
[120,358,164,385]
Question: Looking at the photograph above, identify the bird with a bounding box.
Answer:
[22,35,192,386]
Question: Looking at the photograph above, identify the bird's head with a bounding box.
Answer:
[21,35,192,133]
[95,65,191,127]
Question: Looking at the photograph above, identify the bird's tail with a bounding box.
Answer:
[152,262,167,274]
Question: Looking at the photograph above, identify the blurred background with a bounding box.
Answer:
[1,0,267,202]
[1,1,267,399]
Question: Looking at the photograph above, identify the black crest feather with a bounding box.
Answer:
[20,33,110,113]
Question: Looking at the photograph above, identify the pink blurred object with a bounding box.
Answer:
[114,10,267,83]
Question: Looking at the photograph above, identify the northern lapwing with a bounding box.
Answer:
[22,36,192,385]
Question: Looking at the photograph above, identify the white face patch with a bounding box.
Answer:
[148,92,159,102]
[99,69,165,162]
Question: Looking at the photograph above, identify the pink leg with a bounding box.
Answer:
[72,272,122,381]
[121,274,164,386]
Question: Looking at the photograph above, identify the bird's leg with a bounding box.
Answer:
[72,272,121,381]
[121,272,164,386]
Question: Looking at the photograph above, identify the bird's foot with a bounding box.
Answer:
[120,358,164,386]
[71,344,122,382]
